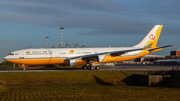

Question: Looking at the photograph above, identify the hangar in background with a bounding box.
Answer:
[134,50,180,65]
[134,55,165,64]
[170,50,180,59]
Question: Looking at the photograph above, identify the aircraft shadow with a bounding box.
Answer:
[35,67,82,70]
[121,71,137,85]
[26,65,82,70]
[93,75,114,86]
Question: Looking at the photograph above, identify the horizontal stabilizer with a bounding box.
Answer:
[148,45,174,51]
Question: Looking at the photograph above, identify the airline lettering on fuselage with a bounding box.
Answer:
[26,51,53,55]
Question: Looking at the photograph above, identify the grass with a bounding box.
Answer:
[0,71,180,100]
[0,71,130,86]
[0,85,8,100]
[1,85,180,101]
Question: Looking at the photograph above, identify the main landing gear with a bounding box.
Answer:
[82,65,100,70]
[81,60,100,70]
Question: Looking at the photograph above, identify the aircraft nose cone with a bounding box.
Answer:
[4,55,9,60]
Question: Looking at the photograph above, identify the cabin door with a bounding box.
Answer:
[19,51,24,59]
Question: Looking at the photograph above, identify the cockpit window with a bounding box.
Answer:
[8,53,14,55]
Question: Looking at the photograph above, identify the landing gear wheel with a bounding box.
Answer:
[83,66,87,70]
[95,66,100,70]
[90,66,94,70]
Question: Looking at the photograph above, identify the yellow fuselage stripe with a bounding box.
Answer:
[6,58,68,65]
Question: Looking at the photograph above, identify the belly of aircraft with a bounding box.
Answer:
[6,58,68,65]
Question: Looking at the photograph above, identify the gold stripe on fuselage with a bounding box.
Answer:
[6,58,68,65]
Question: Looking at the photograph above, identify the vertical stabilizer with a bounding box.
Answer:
[133,25,163,48]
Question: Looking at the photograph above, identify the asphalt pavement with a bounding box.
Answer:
[0,64,179,72]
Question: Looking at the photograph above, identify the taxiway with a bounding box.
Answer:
[0,64,179,72]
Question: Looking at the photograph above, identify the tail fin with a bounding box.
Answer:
[133,25,163,48]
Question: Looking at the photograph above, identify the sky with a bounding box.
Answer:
[0,0,180,60]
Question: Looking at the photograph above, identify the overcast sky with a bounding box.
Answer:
[0,0,180,60]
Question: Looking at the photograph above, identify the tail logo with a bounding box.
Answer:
[149,33,156,41]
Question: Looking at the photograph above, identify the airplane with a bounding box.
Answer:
[4,25,173,70]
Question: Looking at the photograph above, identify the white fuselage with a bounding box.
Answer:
[5,47,142,60]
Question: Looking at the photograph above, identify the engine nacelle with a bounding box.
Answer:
[98,55,116,63]
[69,59,87,67]
[97,55,107,63]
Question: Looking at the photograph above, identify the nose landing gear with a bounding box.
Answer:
[22,64,26,71]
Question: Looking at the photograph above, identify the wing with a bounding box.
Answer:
[63,48,143,61]
[64,45,173,67]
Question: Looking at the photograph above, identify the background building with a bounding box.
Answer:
[170,50,180,59]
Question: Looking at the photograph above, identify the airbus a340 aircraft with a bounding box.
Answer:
[4,25,172,70]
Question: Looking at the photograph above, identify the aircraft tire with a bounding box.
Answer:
[83,66,87,70]
[95,66,100,70]
[87,66,90,69]
[90,66,94,70]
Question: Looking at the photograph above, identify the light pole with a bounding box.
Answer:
[60,27,64,48]
[46,37,49,48]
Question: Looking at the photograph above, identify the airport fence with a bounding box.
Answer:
[0,63,18,70]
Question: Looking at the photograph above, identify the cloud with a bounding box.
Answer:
[1,0,122,28]
[0,0,180,35]
[0,40,18,43]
